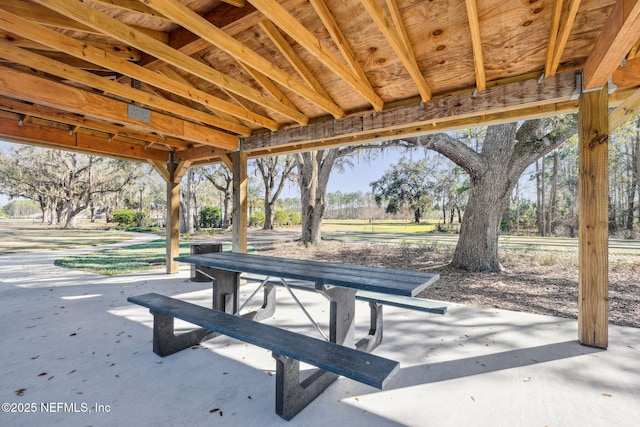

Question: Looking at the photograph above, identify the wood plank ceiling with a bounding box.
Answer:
[0,0,639,165]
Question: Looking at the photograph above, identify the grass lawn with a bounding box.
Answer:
[0,222,133,255]
[53,239,193,276]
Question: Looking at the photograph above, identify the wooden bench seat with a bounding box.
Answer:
[128,292,400,420]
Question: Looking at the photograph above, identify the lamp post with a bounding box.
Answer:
[138,185,144,227]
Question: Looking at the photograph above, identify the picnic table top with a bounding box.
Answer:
[175,252,439,297]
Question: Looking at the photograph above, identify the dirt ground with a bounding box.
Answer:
[255,239,640,329]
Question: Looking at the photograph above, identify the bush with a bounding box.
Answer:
[273,210,289,226]
[249,211,265,226]
[199,205,221,228]
[112,210,136,227]
[288,211,302,225]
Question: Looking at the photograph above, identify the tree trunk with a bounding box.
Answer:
[451,172,511,271]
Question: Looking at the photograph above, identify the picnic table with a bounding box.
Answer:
[128,252,443,420]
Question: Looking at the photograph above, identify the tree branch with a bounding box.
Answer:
[401,134,487,180]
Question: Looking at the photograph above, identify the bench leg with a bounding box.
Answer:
[273,352,339,420]
[355,302,384,352]
[151,310,217,357]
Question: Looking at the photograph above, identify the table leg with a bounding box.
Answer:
[317,286,356,346]
[209,269,240,314]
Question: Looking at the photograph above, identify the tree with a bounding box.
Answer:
[370,159,436,223]
[0,145,141,227]
[402,117,577,271]
[254,156,295,230]
[201,165,232,227]
[296,143,411,244]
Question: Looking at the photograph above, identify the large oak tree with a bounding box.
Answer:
[404,117,577,271]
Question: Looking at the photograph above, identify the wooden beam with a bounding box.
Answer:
[547,0,581,77]
[464,0,486,91]
[609,86,640,130]
[90,0,171,22]
[0,97,190,149]
[0,39,249,138]
[238,63,299,112]
[146,3,261,68]
[0,33,141,61]
[34,0,307,125]
[308,0,370,87]
[578,85,609,349]
[360,0,431,101]
[0,8,278,131]
[232,150,248,253]
[0,116,168,161]
[242,72,578,152]
[3,0,168,42]
[148,160,170,183]
[545,0,564,76]
[249,0,384,110]
[174,145,227,163]
[612,56,640,89]
[259,19,333,101]
[584,0,640,89]
[0,66,234,148]
[142,0,340,119]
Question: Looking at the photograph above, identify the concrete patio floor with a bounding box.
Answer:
[1,237,638,426]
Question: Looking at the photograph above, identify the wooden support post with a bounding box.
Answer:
[232,150,248,253]
[578,84,609,349]
[166,153,181,274]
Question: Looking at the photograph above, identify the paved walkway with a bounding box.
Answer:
[0,236,639,426]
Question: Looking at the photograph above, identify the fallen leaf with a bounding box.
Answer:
[38,372,47,377]
[267,371,273,376]
[355,397,360,401]
[247,396,252,400]
[69,333,77,337]
[15,388,26,396]
[601,393,612,397]
[470,396,476,401]
[209,408,220,414]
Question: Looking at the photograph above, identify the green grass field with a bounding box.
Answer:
[53,239,193,276]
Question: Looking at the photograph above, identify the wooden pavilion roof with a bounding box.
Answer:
[0,0,639,165]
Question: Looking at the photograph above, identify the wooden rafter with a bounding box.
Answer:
[0,8,279,131]
[0,97,191,149]
[0,39,248,138]
[156,65,242,126]
[360,0,431,101]
[545,0,564,76]
[308,0,369,86]
[546,0,582,77]
[584,0,640,89]
[33,0,307,125]
[0,66,235,147]
[0,33,141,61]
[4,0,167,42]
[144,3,261,69]
[249,0,384,110]
[140,0,339,119]
[259,19,333,101]
[464,0,486,91]
[90,0,171,22]
[238,63,299,112]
